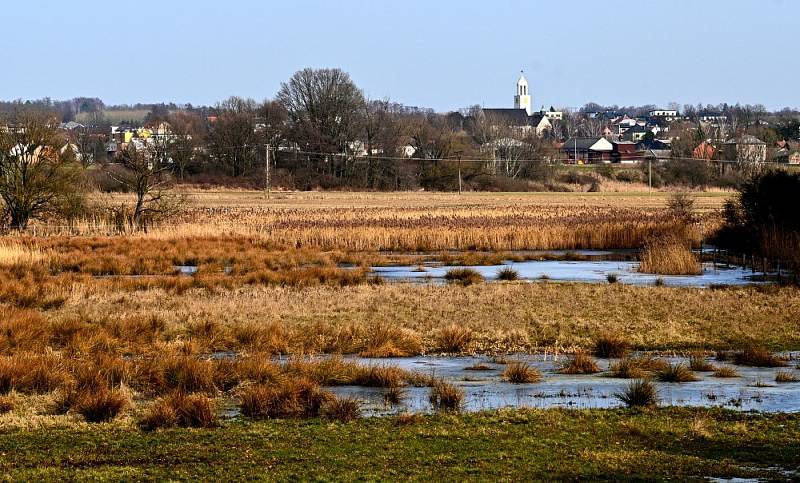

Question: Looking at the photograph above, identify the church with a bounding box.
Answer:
[480,72,562,136]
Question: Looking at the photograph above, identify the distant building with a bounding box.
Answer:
[562,137,613,164]
[723,135,767,164]
[693,141,716,160]
[611,141,639,163]
[648,109,680,122]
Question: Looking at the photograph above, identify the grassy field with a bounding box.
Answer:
[2,408,798,481]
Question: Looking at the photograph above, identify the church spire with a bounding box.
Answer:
[514,70,532,115]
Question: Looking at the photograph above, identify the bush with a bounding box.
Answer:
[444,268,484,286]
[429,381,463,411]
[606,273,618,284]
[502,362,542,383]
[615,379,658,408]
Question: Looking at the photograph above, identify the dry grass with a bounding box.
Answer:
[239,379,332,419]
[0,241,49,267]
[73,388,129,423]
[429,381,464,411]
[713,367,740,378]
[593,335,630,359]
[322,396,361,422]
[657,364,699,383]
[0,396,13,414]
[732,348,787,368]
[615,379,659,407]
[502,362,542,383]
[638,235,702,275]
[689,356,716,372]
[436,324,473,353]
[560,352,601,374]
[444,268,484,286]
[609,357,669,379]
[775,371,799,383]
[138,392,216,430]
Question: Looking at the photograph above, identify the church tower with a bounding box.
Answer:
[514,71,532,116]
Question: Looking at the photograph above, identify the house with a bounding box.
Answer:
[648,109,680,122]
[621,124,649,142]
[693,141,716,160]
[774,146,800,164]
[722,135,767,163]
[562,137,613,164]
[59,121,85,131]
[611,141,639,163]
[542,106,563,121]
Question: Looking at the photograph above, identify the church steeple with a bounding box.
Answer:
[514,71,532,115]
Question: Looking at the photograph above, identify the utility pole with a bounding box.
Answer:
[457,151,463,195]
[265,144,271,199]
[648,159,652,195]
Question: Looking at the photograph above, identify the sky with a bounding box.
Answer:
[1,0,797,111]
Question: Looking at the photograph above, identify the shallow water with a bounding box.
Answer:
[372,260,767,288]
[326,355,800,416]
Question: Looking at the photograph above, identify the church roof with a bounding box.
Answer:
[482,108,531,126]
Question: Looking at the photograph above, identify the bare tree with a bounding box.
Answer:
[106,143,181,228]
[0,112,86,229]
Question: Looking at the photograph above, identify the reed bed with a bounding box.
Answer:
[638,234,702,275]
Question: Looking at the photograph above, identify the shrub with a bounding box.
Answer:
[436,324,472,353]
[139,392,216,430]
[593,334,630,358]
[615,379,658,408]
[444,268,484,286]
[609,357,668,379]
[657,363,699,383]
[496,267,519,281]
[322,396,361,422]
[502,362,542,383]
[689,356,715,372]
[638,235,702,275]
[712,367,739,378]
[775,371,799,383]
[732,347,787,367]
[560,352,601,374]
[429,381,463,411]
[606,273,619,284]
[74,388,129,423]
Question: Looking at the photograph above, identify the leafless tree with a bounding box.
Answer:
[0,112,86,229]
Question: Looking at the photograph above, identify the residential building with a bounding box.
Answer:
[562,137,613,164]
[722,135,767,164]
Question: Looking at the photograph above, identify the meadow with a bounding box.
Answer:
[2,190,798,480]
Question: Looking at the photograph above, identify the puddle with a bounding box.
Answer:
[320,355,800,416]
[371,261,767,288]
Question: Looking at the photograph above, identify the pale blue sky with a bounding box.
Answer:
[2,0,796,110]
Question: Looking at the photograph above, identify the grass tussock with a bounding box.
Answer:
[383,385,405,405]
[638,234,702,275]
[496,267,519,281]
[429,381,464,411]
[0,353,70,395]
[713,366,740,378]
[732,347,787,367]
[464,363,493,371]
[138,392,216,430]
[436,324,473,353]
[609,357,668,379]
[322,396,361,422]
[593,334,630,359]
[615,379,659,408]
[689,356,715,372]
[775,371,799,383]
[502,362,542,383]
[657,363,699,383]
[239,379,333,419]
[0,241,49,267]
[559,352,601,374]
[73,388,129,423]
[444,268,484,286]
[134,356,218,396]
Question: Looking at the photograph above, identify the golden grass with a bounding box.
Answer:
[638,235,702,275]
[0,241,48,267]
